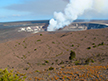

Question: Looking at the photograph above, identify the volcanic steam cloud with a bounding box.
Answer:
[48,0,108,31]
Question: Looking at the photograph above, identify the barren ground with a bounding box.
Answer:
[0,28,108,81]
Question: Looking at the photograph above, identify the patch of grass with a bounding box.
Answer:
[67,49,69,51]
[35,70,40,72]
[37,40,41,42]
[56,52,63,57]
[52,41,55,44]
[28,51,30,53]
[23,55,27,59]
[21,57,23,59]
[49,67,54,70]
[27,62,31,66]
[69,50,76,60]
[42,63,46,65]
[74,60,80,65]
[91,59,95,63]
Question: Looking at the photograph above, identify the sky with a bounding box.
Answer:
[0,0,108,22]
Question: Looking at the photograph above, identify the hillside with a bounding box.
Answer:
[0,28,108,81]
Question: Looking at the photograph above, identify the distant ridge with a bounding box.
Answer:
[1,19,108,24]
[0,20,49,24]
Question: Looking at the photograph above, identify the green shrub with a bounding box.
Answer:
[24,46,27,48]
[93,45,96,48]
[44,60,49,63]
[40,34,42,36]
[98,42,104,46]
[85,58,90,65]
[71,45,74,47]
[69,50,76,60]
[55,59,58,62]
[92,43,95,45]
[23,55,27,59]
[52,41,55,44]
[74,60,80,65]
[91,59,95,63]
[51,63,54,65]
[59,61,64,65]
[18,43,20,45]
[87,47,91,49]
[0,68,26,81]
[49,67,54,70]
[23,41,25,43]
[34,49,37,51]
[35,70,40,72]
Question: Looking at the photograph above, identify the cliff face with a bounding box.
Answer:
[58,22,108,31]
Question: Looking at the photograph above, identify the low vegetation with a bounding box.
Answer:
[37,39,41,42]
[87,47,91,49]
[85,58,90,65]
[40,34,42,36]
[0,68,26,81]
[69,50,76,60]
[98,42,104,46]
[44,60,49,63]
[49,67,54,70]
[52,41,55,44]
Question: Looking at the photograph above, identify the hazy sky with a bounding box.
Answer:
[0,0,108,22]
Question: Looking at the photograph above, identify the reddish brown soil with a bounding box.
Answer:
[0,28,108,81]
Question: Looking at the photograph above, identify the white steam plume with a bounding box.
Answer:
[48,0,108,31]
